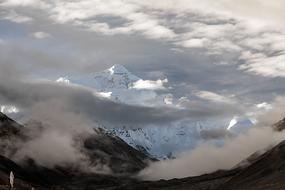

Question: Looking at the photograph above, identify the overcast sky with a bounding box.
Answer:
[1,0,285,125]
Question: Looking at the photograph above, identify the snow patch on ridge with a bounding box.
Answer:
[0,105,19,114]
[56,76,70,84]
[227,116,239,130]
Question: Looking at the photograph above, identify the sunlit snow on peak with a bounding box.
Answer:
[227,116,239,130]
[0,105,19,114]
[108,64,130,75]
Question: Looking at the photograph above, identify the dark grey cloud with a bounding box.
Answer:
[200,128,234,140]
[0,77,240,126]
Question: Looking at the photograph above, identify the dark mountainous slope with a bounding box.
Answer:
[274,117,285,131]
[0,112,21,137]
[84,129,151,174]
[216,140,285,190]
[115,169,240,190]
[1,112,285,190]
[0,112,150,174]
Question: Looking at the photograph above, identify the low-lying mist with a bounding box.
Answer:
[0,99,111,174]
[139,127,285,180]
[139,97,285,180]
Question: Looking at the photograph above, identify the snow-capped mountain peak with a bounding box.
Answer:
[94,64,140,91]
[227,116,253,134]
[94,65,171,106]
[108,64,131,75]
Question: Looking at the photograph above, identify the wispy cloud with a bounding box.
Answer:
[194,90,236,104]
[32,31,51,39]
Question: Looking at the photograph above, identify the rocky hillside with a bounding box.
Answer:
[0,112,21,137]
[274,117,285,131]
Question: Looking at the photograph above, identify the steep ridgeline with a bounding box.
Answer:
[274,117,285,131]
[217,140,285,190]
[0,112,21,137]
[84,128,152,174]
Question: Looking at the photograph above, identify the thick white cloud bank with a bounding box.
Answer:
[130,79,168,90]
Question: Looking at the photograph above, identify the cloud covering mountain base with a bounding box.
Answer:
[139,98,285,180]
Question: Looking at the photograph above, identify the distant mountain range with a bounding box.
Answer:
[92,65,253,158]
